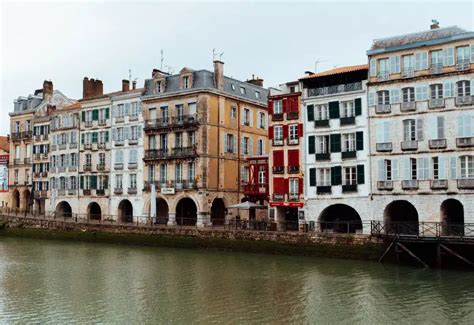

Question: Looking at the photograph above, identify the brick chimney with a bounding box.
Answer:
[83,77,104,99]
[93,79,103,97]
[246,75,264,87]
[132,80,137,90]
[213,60,224,90]
[122,79,130,92]
[42,80,54,102]
[83,77,91,99]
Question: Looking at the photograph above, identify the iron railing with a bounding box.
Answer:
[308,82,362,97]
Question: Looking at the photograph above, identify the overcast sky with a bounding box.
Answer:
[1,1,473,134]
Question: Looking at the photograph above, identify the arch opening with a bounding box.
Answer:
[384,200,419,235]
[319,204,362,233]
[176,198,197,226]
[56,201,72,218]
[211,198,226,226]
[23,190,31,212]
[441,199,464,236]
[119,200,133,223]
[88,202,102,221]
[154,198,169,224]
[12,190,20,209]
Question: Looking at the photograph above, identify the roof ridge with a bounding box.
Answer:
[373,25,467,42]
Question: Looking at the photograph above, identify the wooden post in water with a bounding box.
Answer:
[436,243,442,268]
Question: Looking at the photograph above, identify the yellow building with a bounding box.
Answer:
[142,60,268,226]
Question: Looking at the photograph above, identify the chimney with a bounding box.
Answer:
[430,19,440,30]
[122,79,130,92]
[83,77,91,99]
[132,80,137,90]
[83,77,103,99]
[93,79,103,97]
[42,80,53,101]
[246,75,264,87]
[213,60,224,90]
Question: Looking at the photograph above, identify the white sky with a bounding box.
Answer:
[1,1,473,134]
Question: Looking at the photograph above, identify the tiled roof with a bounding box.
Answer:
[62,102,81,110]
[300,64,368,80]
[0,136,9,153]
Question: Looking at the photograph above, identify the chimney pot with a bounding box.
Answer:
[213,60,224,90]
[132,81,137,90]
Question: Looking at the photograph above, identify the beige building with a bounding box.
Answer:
[0,136,9,208]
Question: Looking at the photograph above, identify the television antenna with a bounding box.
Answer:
[314,58,328,73]
[160,49,164,70]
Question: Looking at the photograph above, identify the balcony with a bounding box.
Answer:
[13,158,20,165]
[243,183,267,195]
[115,139,124,146]
[342,184,358,193]
[41,171,48,178]
[458,178,474,189]
[57,189,66,196]
[272,194,285,202]
[272,166,284,174]
[287,166,300,174]
[288,194,300,202]
[316,186,331,194]
[377,181,393,190]
[51,144,57,151]
[24,158,31,164]
[377,73,389,82]
[129,115,139,121]
[315,153,330,161]
[96,189,105,196]
[22,131,33,140]
[456,59,470,71]
[84,143,92,150]
[68,189,77,196]
[431,179,448,190]
[11,132,21,142]
[314,119,329,128]
[84,121,93,128]
[33,172,41,178]
[340,116,355,126]
[272,113,284,121]
[145,114,199,132]
[128,139,139,146]
[455,96,473,106]
[127,187,137,195]
[401,68,414,79]
[429,139,447,149]
[57,167,66,173]
[42,153,49,160]
[34,153,41,160]
[59,144,67,150]
[114,163,124,170]
[97,164,106,171]
[171,146,198,159]
[402,180,419,190]
[375,104,391,114]
[307,81,362,97]
[115,116,125,123]
[400,101,416,112]
[68,167,77,172]
[401,140,418,151]
[431,63,443,75]
[456,137,474,148]
[34,135,41,142]
[128,162,138,170]
[114,188,123,195]
[287,111,299,120]
[272,139,283,146]
[341,150,357,159]
[83,164,92,172]
[33,190,48,198]
[98,119,107,126]
[287,138,299,145]
[376,142,392,152]
[83,189,91,196]
[429,98,445,109]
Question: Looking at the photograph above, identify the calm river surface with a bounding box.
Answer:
[0,237,473,324]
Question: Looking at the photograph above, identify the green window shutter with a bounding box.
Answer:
[307,104,314,122]
[357,165,365,184]
[92,132,98,143]
[80,176,84,189]
[331,166,342,185]
[81,134,84,144]
[308,135,315,154]
[105,107,110,119]
[328,101,340,119]
[91,175,97,189]
[105,131,109,142]
[330,133,341,152]
[356,131,364,151]
[82,111,85,122]
[355,98,362,116]
[92,110,99,121]
[309,168,316,187]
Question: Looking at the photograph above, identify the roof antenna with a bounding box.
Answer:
[314,58,328,73]
[160,49,164,70]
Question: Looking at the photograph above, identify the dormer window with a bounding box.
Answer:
[183,76,190,89]
[231,84,236,91]
[155,80,164,93]
[255,91,260,99]
[240,86,246,95]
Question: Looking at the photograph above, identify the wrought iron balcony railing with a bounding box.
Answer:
[145,114,199,131]
[307,82,362,97]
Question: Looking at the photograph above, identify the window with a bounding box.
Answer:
[117,128,124,141]
[240,86,246,95]
[273,126,283,143]
[415,52,428,70]
[289,178,299,197]
[15,122,20,133]
[98,153,105,166]
[188,162,195,181]
[70,176,77,190]
[385,160,392,181]
[176,104,184,122]
[175,163,183,184]
[149,135,157,149]
[457,46,470,63]
[115,151,123,164]
[377,91,390,105]
[160,164,167,184]
[378,58,389,75]
[175,132,183,148]
[258,168,266,184]
[417,157,429,180]
[15,146,20,159]
[403,54,415,71]
[230,106,237,119]
[131,126,140,140]
[431,50,443,66]
[340,101,354,118]
[128,174,136,189]
[457,114,474,138]
[432,157,439,180]
[410,158,417,180]
[188,131,196,146]
[14,170,19,183]
[317,168,330,186]
[160,134,168,150]
[430,84,443,99]
[315,104,329,120]
[231,84,235,91]
[403,119,416,141]
[257,139,264,156]
[316,136,329,154]
[344,167,357,185]
[342,133,356,152]
[243,108,251,126]
[116,174,123,189]
[273,100,283,114]
[84,176,90,190]
[129,149,138,163]
[160,106,169,121]
[258,112,266,129]
[443,47,454,66]
[242,137,250,155]
[402,87,415,102]
[255,91,260,99]
[148,165,155,182]
[130,102,139,116]
[183,76,189,89]
[457,80,471,97]
[86,154,92,166]
[431,116,445,139]
[289,124,298,143]
[241,166,249,183]
[71,153,77,166]
[225,134,235,153]
[460,156,473,178]
[117,104,125,118]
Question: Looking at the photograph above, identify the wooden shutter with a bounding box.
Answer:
[282,98,288,113]
[330,133,341,152]
[283,125,288,139]
[328,101,340,119]
[298,178,303,194]
[91,175,97,189]
[268,126,273,140]
[268,99,273,115]
[92,109,99,121]
[80,176,84,189]
[287,149,299,167]
[331,166,342,185]
[307,104,314,121]
[273,177,285,194]
[354,98,362,116]
[298,124,303,138]
[273,150,284,167]
[82,111,85,122]
[309,168,316,187]
[308,135,315,154]
[356,131,364,150]
[357,165,365,184]
[105,107,110,119]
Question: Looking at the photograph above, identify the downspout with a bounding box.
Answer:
[237,102,241,218]
[217,96,220,192]
[365,80,374,220]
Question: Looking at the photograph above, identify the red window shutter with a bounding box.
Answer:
[268,99,273,115]
[273,177,284,194]
[284,178,289,194]
[282,98,288,113]
[290,97,298,112]
[298,178,303,194]
[273,150,284,167]
[298,123,303,138]
[283,125,288,139]
[287,149,299,167]
[268,126,273,140]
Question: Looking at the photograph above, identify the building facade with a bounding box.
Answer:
[267,82,304,230]
[367,25,474,230]
[301,65,370,233]
[0,137,9,208]
[141,60,268,227]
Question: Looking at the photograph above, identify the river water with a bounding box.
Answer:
[0,237,473,324]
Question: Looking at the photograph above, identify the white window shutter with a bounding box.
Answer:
[403,158,410,180]
[471,80,474,95]
[376,122,382,143]
[439,156,447,180]
[390,89,400,103]
[233,136,237,153]
[429,116,437,139]
[249,138,253,156]
[224,134,228,152]
[250,110,253,127]
[369,58,377,77]
[443,48,454,66]
[125,103,130,116]
[392,159,399,181]
[443,81,453,97]
[450,156,457,179]
[112,128,117,141]
[471,44,474,63]
[368,92,375,106]
[384,121,391,142]
[422,52,428,69]
[415,85,422,101]
[417,158,423,180]
[241,138,245,155]
[415,52,422,70]
[457,115,465,137]
[378,160,385,181]
[416,118,423,141]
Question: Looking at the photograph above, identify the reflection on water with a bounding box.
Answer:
[0,237,473,323]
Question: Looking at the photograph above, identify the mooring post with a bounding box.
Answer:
[436,242,442,268]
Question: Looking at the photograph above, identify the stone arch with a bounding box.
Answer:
[319,204,363,234]
[176,197,197,226]
[56,201,72,218]
[12,189,20,209]
[211,198,226,226]
[170,193,201,214]
[384,200,419,235]
[441,199,464,236]
[87,202,102,221]
[155,198,169,224]
[22,189,31,212]
[118,199,133,223]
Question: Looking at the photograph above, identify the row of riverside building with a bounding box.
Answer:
[6,24,474,233]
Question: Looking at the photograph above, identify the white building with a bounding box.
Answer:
[301,65,371,233]
[367,24,474,232]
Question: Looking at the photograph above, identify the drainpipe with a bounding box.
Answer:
[237,102,241,218]
[365,81,374,221]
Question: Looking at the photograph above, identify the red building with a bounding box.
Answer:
[268,83,304,230]
[242,156,268,204]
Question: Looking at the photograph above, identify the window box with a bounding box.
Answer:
[41,171,48,177]
[287,138,299,145]
[341,150,357,159]
[287,166,300,174]
[402,180,418,190]
[456,59,470,71]
[272,139,283,146]
[400,101,416,112]
[96,189,105,196]
[115,140,124,146]
[430,179,448,189]
[429,139,447,149]
[51,145,57,151]
[316,186,331,194]
[128,162,138,170]
[287,111,299,120]
[340,116,355,126]
[68,189,77,196]
[83,189,91,196]
[272,113,284,121]
[97,164,106,171]
[429,98,445,109]
[401,140,418,151]
[83,164,92,171]
[376,142,392,152]
[272,166,284,174]
[377,181,393,190]
[57,167,66,173]
[456,96,473,106]
[84,143,92,150]
[13,158,20,165]
[377,73,390,82]
[69,143,78,149]
[375,104,391,114]
[342,184,358,193]
[84,121,93,127]
[272,194,285,201]
[97,143,107,150]
[114,163,124,170]
[68,167,77,172]
[127,188,137,195]
[115,117,124,123]
[456,137,474,148]
[128,139,138,145]
[129,115,139,121]
[114,188,123,195]
[98,119,107,126]
[315,153,330,161]
[314,119,329,128]
[458,179,474,189]
[402,69,414,78]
